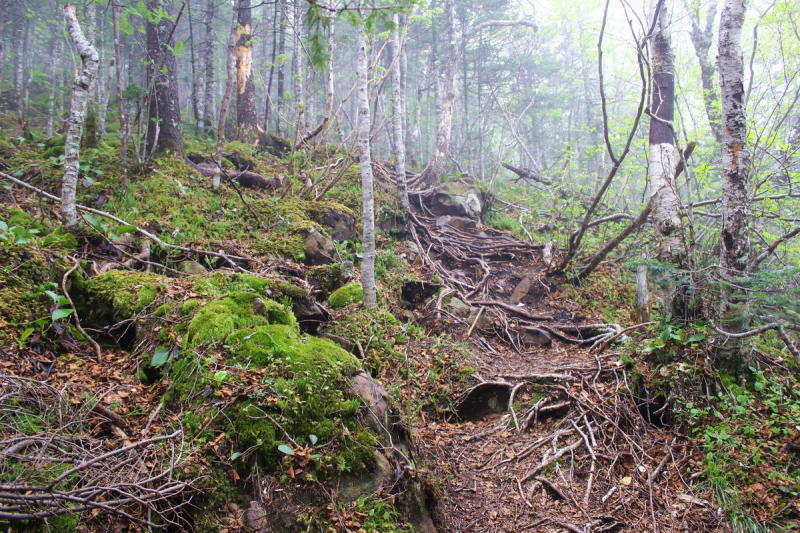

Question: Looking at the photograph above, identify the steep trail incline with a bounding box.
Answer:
[404,202,718,532]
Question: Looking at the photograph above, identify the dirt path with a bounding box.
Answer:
[407,211,718,533]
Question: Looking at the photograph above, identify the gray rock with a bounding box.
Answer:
[510,277,532,304]
[445,297,471,318]
[521,326,552,347]
[427,182,483,219]
[436,215,477,233]
[180,261,208,275]
[303,228,336,265]
[337,451,394,502]
[349,371,390,436]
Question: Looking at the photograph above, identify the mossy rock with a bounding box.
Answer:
[328,282,363,308]
[83,270,164,325]
[0,287,47,327]
[257,131,291,156]
[186,293,295,346]
[192,271,309,300]
[227,324,359,374]
[307,263,349,294]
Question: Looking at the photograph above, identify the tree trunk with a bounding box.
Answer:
[203,0,217,134]
[687,0,723,143]
[391,14,410,211]
[214,2,240,191]
[96,5,109,140]
[356,15,377,310]
[235,0,259,142]
[46,36,58,137]
[717,0,753,375]
[292,0,305,141]
[61,4,99,229]
[187,0,204,132]
[264,0,279,130]
[276,0,287,136]
[112,0,129,189]
[145,0,184,157]
[648,2,685,266]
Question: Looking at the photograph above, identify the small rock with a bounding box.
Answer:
[303,228,336,265]
[510,277,531,304]
[426,181,484,219]
[180,260,208,275]
[467,306,495,330]
[243,501,267,531]
[445,297,471,318]
[349,371,390,436]
[436,215,476,233]
[521,326,552,347]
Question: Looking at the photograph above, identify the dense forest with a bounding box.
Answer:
[1,0,800,530]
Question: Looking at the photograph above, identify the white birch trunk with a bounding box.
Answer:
[112,0,128,188]
[62,4,99,229]
[391,14,410,211]
[214,2,239,191]
[717,0,753,374]
[203,0,217,133]
[356,16,377,310]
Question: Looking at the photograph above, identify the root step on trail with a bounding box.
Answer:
[406,204,708,532]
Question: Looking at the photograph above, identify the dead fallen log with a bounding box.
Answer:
[185,157,283,190]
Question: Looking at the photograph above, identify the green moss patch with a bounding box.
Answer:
[186,293,295,346]
[83,270,164,324]
[328,282,363,308]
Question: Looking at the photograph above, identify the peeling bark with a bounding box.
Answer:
[356,16,377,309]
[62,4,100,229]
[214,1,240,191]
[235,0,259,142]
[717,0,753,375]
[276,0,287,137]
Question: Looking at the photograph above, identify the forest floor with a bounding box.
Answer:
[2,138,800,532]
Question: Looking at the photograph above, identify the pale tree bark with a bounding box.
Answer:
[391,14,410,211]
[356,15,377,310]
[13,10,27,116]
[46,36,58,138]
[62,4,99,229]
[145,0,184,156]
[276,0,287,136]
[686,0,723,143]
[418,0,456,185]
[112,0,128,189]
[203,0,217,134]
[648,1,686,266]
[717,0,753,375]
[0,15,5,95]
[214,2,239,191]
[236,0,259,142]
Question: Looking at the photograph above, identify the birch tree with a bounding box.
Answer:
[648,1,685,267]
[214,2,240,191]
[356,13,377,309]
[391,14,410,211]
[717,0,753,375]
[61,3,99,229]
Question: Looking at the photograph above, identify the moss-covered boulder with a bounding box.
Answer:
[83,270,164,325]
[186,293,295,346]
[328,282,363,308]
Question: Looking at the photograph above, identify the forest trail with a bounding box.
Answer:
[404,200,715,533]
